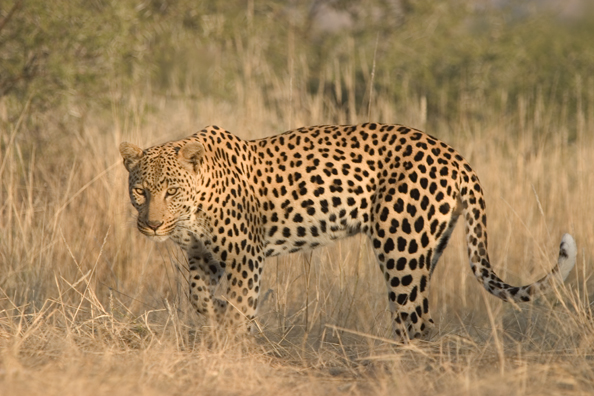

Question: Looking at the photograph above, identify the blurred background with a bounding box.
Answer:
[2,0,593,133]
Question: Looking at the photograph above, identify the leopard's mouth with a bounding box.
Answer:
[137,221,174,242]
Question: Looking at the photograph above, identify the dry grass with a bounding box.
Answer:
[1,76,594,395]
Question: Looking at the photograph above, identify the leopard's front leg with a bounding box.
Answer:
[187,249,228,325]
[224,254,263,334]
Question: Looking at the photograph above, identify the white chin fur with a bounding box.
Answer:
[145,234,170,242]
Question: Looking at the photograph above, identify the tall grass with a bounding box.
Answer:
[1,16,594,396]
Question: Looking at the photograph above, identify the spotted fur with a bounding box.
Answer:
[120,123,576,340]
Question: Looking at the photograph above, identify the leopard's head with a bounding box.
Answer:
[119,139,205,241]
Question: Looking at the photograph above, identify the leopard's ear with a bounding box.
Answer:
[178,141,205,173]
[119,142,144,172]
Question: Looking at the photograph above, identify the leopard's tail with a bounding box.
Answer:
[460,167,576,303]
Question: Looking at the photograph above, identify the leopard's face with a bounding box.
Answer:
[120,140,205,242]
[127,170,185,241]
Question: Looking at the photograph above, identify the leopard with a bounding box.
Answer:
[119,123,576,341]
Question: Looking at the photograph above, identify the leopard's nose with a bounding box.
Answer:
[146,220,164,231]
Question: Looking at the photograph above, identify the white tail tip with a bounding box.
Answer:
[558,233,577,281]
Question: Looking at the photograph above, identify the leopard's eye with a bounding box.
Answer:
[133,188,145,196]
[166,187,178,196]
